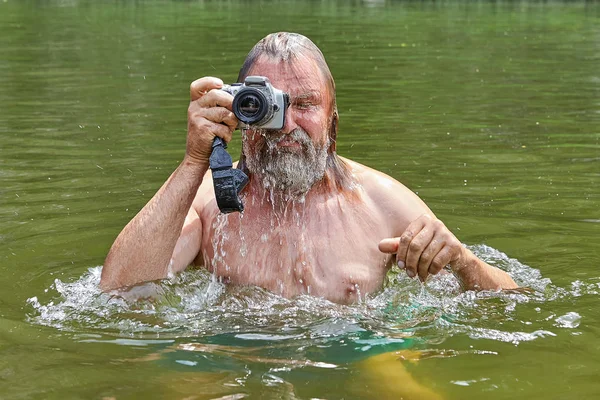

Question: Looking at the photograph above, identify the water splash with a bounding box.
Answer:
[210,212,230,276]
[26,244,592,350]
[554,312,581,328]
[238,212,248,258]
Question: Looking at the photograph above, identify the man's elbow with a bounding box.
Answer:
[99,250,129,291]
[99,262,122,291]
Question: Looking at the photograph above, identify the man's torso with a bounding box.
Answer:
[195,196,392,302]
[191,158,425,304]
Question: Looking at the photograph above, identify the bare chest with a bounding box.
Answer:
[198,202,391,303]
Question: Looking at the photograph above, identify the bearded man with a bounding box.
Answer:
[100,32,517,303]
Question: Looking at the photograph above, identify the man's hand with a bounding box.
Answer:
[378,214,465,282]
[186,77,238,166]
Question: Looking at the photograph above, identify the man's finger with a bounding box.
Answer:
[430,246,454,276]
[208,122,234,143]
[378,238,400,254]
[196,89,233,111]
[405,227,434,280]
[190,77,223,101]
[396,218,426,269]
[196,107,236,128]
[417,234,445,278]
[220,109,238,130]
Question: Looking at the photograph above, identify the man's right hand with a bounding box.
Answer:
[186,77,238,166]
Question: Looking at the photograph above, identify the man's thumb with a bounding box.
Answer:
[378,238,399,254]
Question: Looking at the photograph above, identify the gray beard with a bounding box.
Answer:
[243,128,329,197]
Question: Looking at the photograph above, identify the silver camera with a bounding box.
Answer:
[222,76,289,130]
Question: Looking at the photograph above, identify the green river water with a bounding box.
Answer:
[1,1,599,399]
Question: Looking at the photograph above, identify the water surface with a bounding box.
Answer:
[1,1,599,399]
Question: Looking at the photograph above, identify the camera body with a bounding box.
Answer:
[222,76,289,130]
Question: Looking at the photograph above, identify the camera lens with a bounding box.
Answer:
[239,95,261,117]
[232,88,270,125]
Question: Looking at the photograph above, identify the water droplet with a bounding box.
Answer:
[555,312,581,328]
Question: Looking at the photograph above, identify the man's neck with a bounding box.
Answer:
[243,168,337,214]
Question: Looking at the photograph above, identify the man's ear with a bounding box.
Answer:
[329,107,339,153]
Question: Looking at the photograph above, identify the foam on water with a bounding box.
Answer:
[26,245,592,349]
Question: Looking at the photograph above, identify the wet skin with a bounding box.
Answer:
[185,58,433,304]
[100,54,518,301]
[192,158,423,304]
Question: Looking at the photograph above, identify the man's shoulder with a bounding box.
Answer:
[340,156,432,227]
[340,156,410,195]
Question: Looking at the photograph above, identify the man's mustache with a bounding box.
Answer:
[261,128,308,141]
[252,128,313,154]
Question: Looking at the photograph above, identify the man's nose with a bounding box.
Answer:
[280,105,297,134]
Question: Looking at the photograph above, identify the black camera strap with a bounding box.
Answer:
[209,137,249,214]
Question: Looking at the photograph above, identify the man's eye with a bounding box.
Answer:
[295,102,313,110]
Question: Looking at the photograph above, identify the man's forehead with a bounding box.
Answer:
[246,57,327,97]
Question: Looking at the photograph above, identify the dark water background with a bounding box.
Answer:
[1,1,599,399]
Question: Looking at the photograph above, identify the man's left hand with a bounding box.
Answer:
[378,214,466,282]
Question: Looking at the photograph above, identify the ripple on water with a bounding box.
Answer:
[26,245,591,351]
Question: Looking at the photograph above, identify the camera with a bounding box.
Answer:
[222,76,289,130]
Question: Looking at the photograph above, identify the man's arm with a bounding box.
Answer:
[100,77,237,290]
[363,166,517,291]
[379,214,518,291]
[100,162,206,290]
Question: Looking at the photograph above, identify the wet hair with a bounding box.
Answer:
[237,32,353,192]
